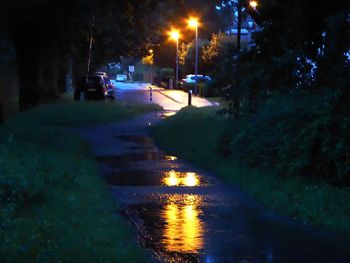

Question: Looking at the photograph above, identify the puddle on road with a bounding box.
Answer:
[88,118,350,262]
[130,194,205,262]
[129,197,350,263]
[163,170,201,187]
[103,169,207,187]
[104,169,161,186]
[95,152,166,166]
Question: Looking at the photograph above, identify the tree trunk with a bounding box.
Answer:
[13,30,40,111]
[72,55,87,101]
[233,95,240,119]
[37,48,60,99]
[0,80,4,124]
[65,58,73,94]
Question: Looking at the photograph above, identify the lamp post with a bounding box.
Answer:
[149,49,154,84]
[233,1,258,119]
[170,30,180,89]
[249,1,258,9]
[188,18,199,95]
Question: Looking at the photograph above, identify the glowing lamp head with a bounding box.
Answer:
[188,18,199,28]
[249,1,258,9]
[169,30,180,41]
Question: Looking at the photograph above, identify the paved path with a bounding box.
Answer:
[114,82,213,111]
[74,111,350,263]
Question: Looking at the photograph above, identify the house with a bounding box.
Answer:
[225,15,259,45]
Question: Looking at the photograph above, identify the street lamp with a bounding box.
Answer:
[249,1,258,9]
[169,29,180,89]
[188,17,199,95]
[149,49,154,84]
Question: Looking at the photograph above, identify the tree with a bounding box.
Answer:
[0,0,174,110]
[142,52,154,66]
[202,31,231,72]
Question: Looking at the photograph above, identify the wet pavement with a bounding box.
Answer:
[74,112,350,263]
[114,82,213,111]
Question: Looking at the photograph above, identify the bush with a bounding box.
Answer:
[229,91,350,184]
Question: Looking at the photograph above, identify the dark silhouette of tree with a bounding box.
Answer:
[0,0,174,112]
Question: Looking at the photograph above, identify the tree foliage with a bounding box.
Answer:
[212,0,350,183]
[142,52,154,66]
[202,31,227,64]
[0,0,172,111]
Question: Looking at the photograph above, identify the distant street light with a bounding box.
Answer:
[188,17,199,95]
[249,0,258,9]
[149,49,154,84]
[169,29,180,89]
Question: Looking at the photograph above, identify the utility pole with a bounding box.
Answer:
[86,15,95,83]
[194,24,198,95]
[237,1,242,52]
[233,1,243,119]
[176,37,179,89]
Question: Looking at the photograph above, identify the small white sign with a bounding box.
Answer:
[128,65,135,72]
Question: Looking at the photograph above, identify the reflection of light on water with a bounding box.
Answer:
[183,172,198,186]
[164,170,180,186]
[162,195,204,253]
[165,155,178,161]
[163,170,200,187]
[162,111,176,118]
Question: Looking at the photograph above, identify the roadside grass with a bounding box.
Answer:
[0,101,161,262]
[151,106,350,235]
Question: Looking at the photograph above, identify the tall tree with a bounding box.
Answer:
[0,0,173,110]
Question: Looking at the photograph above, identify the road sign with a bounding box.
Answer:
[128,65,135,72]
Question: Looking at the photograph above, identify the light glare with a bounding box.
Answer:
[250,1,258,8]
[169,30,180,41]
[188,18,199,28]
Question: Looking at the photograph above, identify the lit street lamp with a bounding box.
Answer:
[149,49,154,84]
[188,17,199,95]
[169,29,180,89]
[249,0,258,9]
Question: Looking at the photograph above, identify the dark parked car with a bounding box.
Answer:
[85,76,105,100]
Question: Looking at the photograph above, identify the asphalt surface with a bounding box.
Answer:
[113,82,213,111]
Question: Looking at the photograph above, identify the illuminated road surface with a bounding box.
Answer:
[74,111,350,263]
[114,82,213,111]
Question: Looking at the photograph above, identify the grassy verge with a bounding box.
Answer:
[0,101,161,262]
[151,106,350,235]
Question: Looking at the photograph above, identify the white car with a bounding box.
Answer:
[95,71,107,77]
[116,74,127,82]
[182,74,211,84]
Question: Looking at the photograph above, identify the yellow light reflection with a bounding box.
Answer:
[162,195,204,253]
[162,170,200,187]
[183,172,199,186]
[164,170,180,186]
[162,111,176,118]
[165,155,178,161]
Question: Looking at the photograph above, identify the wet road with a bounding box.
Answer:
[74,110,350,263]
[113,82,213,111]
